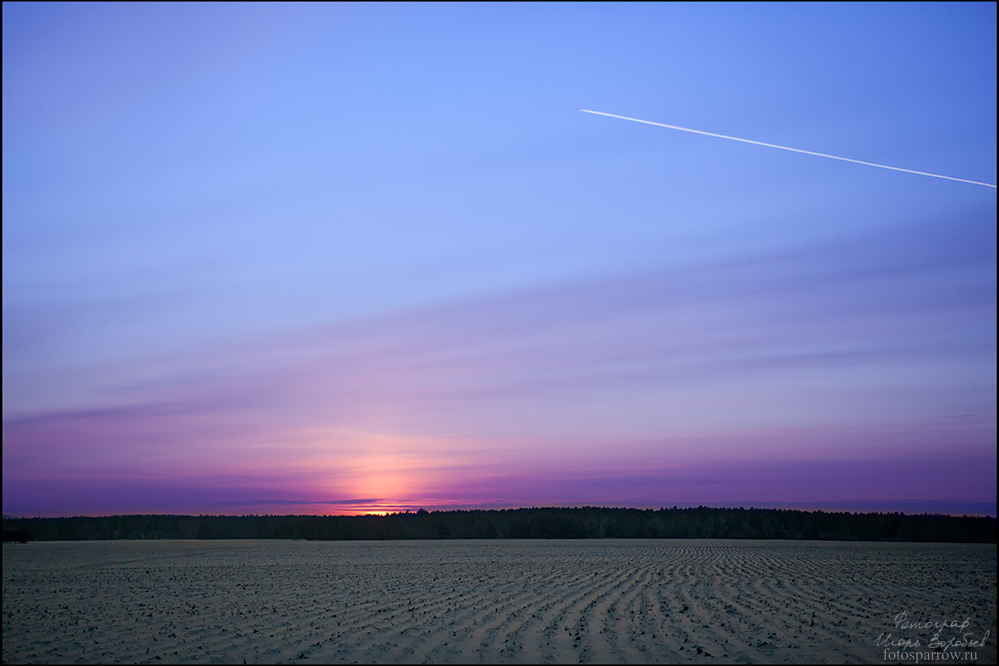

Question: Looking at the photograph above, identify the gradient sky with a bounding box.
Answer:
[3,3,996,517]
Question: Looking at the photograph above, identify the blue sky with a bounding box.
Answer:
[3,3,996,516]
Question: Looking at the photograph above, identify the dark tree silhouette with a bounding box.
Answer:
[3,507,994,543]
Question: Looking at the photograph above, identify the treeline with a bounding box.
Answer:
[3,529,32,543]
[3,507,995,543]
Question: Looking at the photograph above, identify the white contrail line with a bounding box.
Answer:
[579,109,997,189]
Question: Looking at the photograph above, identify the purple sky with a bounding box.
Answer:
[3,4,996,517]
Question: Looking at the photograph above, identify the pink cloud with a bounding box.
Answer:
[4,242,995,516]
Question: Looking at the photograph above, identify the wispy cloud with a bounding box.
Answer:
[4,214,994,515]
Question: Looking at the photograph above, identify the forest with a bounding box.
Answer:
[3,506,995,543]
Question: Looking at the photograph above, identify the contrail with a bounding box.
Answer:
[579,109,997,189]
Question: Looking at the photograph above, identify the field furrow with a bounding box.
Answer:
[4,539,995,664]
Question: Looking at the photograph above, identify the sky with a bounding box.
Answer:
[3,3,996,518]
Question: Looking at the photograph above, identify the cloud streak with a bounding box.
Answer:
[3,215,994,516]
[580,109,998,188]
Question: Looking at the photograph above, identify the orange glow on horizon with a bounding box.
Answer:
[308,429,461,516]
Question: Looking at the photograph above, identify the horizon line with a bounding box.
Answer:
[5,503,997,520]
